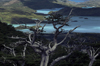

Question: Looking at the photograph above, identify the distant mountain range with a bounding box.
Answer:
[57,7,100,16]
[0,0,100,24]
[0,0,65,24]
[77,0,100,7]
[54,0,100,16]
[1,0,100,9]
[0,0,65,9]
[54,0,100,7]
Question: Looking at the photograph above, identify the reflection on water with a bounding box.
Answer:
[36,8,63,14]
[12,16,100,33]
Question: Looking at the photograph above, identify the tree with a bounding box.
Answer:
[86,47,100,66]
[1,9,81,66]
[26,9,79,66]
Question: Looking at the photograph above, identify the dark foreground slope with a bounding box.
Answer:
[0,21,25,44]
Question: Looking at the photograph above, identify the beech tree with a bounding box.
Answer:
[86,47,100,66]
[1,9,81,66]
[24,9,79,66]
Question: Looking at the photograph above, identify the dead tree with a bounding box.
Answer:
[2,9,80,66]
[86,47,100,66]
[2,41,27,66]
[27,23,79,66]
[23,9,79,66]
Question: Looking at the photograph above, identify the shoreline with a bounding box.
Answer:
[23,32,99,47]
[37,32,100,45]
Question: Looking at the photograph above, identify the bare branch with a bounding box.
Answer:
[58,9,73,29]
[68,8,73,17]
[3,44,16,57]
[29,33,32,42]
[94,48,100,58]
[21,44,27,58]
[87,47,100,66]
[49,43,58,53]
[41,24,46,32]
[3,44,12,50]
[8,36,26,40]
[52,9,73,30]
[58,26,80,45]
[48,42,52,49]
[50,51,73,66]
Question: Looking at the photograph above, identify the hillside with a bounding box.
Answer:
[0,0,44,24]
[0,6,44,24]
[57,7,100,16]
[53,0,78,6]
[0,0,65,9]
[54,0,100,7]
[1,0,100,24]
[77,0,100,7]
[0,0,65,24]
[3,0,18,6]
[0,21,25,44]
[1,0,100,9]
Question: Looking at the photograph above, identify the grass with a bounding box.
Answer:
[0,6,44,24]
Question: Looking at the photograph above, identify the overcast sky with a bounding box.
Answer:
[69,0,88,2]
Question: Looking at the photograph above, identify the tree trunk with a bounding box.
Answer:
[89,58,95,66]
[40,54,49,66]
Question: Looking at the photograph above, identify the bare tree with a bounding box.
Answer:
[27,23,78,66]
[2,41,27,66]
[87,47,100,66]
[22,9,79,66]
[2,9,80,66]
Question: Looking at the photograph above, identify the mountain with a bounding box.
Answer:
[54,0,100,7]
[0,0,65,9]
[53,0,78,7]
[0,0,66,24]
[1,0,100,24]
[1,0,100,9]
[77,0,100,7]
[57,7,100,16]
[3,0,18,6]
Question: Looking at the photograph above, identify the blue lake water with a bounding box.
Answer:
[11,8,100,33]
[36,8,63,14]
[12,16,100,33]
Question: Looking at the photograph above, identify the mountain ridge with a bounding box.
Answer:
[1,0,100,9]
[0,0,65,9]
[3,0,18,6]
[57,7,100,16]
[0,0,100,24]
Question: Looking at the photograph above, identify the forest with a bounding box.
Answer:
[0,13,100,66]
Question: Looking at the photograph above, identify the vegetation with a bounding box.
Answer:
[77,0,100,7]
[0,7,44,24]
[53,0,77,7]
[0,11,100,66]
[0,0,65,24]
[1,0,100,24]
[0,0,100,66]
[0,21,26,53]
[54,0,100,7]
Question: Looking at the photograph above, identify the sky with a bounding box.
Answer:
[69,0,88,2]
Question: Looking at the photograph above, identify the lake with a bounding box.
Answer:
[11,8,100,33]
[36,8,63,14]
[12,16,100,33]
